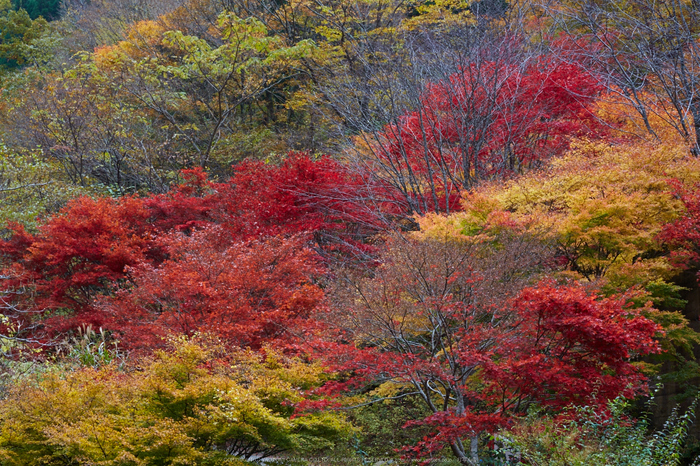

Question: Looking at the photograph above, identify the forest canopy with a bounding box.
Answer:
[0,0,700,464]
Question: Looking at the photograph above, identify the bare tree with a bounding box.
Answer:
[539,0,700,153]
[59,0,186,52]
[3,68,169,193]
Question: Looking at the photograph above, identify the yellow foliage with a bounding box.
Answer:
[126,20,167,48]
[92,44,128,70]
[401,0,477,30]
[369,380,412,399]
[420,138,700,286]
[0,336,352,465]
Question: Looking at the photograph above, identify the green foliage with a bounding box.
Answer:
[0,8,322,192]
[63,325,123,369]
[613,279,700,400]
[346,393,434,461]
[0,146,89,228]
[503,396,699,466]
[12,0,60,21]
[0,0,57,70]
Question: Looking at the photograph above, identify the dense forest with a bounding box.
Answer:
[1,0,700,464]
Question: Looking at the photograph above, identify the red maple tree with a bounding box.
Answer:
[324,235,661,461]
[99,226,325,352]
[0,196,157,340]
[659,183,700,282]
[0,153,374,349]
[366,46,608,214]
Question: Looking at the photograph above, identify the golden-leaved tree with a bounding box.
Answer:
[0,336,352,465]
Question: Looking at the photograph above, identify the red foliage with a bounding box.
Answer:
[143,168,216,233]
[145,153,381,248]
[0,222,35,262]
[0,153,366,349]
[0,196,157,338]
[209,153,383,243]
[483,282,661,413]
[659,183,700,281]
[323,265,662,458]
[375,49,607,213]
[100,227,325,352]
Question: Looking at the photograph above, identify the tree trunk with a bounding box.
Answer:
[449,439,472,465]
[691,100,700,157]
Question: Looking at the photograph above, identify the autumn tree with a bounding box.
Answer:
[0,0,56,70]
[0,196,158,347]
[325,32,608,217]
[1,61,170,192]
[0,5,322,192]
[482,139,700,284]
[659,182,700,282]
[59,0,181,52]
[326,230,661,463]
[203,155,386,251]
[421,139,700,398]
[100,228,326,352]
[89,10,318,174]
[538,0,700,153]
[0,146,89,227]
[0,154,378,349]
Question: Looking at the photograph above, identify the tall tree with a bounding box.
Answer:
[539,0,700,153]
[323,33,607,217]
[0,0,54,70]
[326,232,661,463]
